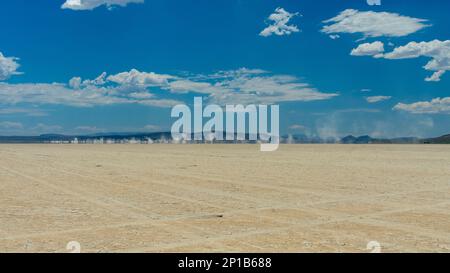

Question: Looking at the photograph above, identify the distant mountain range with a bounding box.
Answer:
[423,134,450,144]
[0,132,449,144]
[339,135,420,144]
[339,134,450,144]
[0,132,172,144]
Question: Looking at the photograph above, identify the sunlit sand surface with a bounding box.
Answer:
[0,144,449,253]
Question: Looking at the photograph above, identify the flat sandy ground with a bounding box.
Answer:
[0,144,449,253]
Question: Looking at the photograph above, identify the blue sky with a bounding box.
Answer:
[0,0,449,138]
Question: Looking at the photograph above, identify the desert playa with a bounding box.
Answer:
[0,144,449,253]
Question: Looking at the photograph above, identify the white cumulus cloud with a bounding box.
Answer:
[383,40,450,82]
[107,69,174,86]
[0,52,21,81]
[260,8,300,37]
[0,68,338,109]
[351,41,385,57]
[62,0,144,10]
[0,69,181,109]
[394,97,450,114]
[322,9,429,39]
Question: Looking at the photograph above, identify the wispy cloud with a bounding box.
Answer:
[0,121,23,130]
[74,126,105,133]
[183,69,339,105]
[366,96,392,103]
[315,109,434,139]
[0,107,48,117]
[61,0,144,11]
[143,124,161,132]
[32,123,63,133]
[425,70,446,82]
[335,108,381,113]
[289,124,306,130]
[322,9,429,39]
